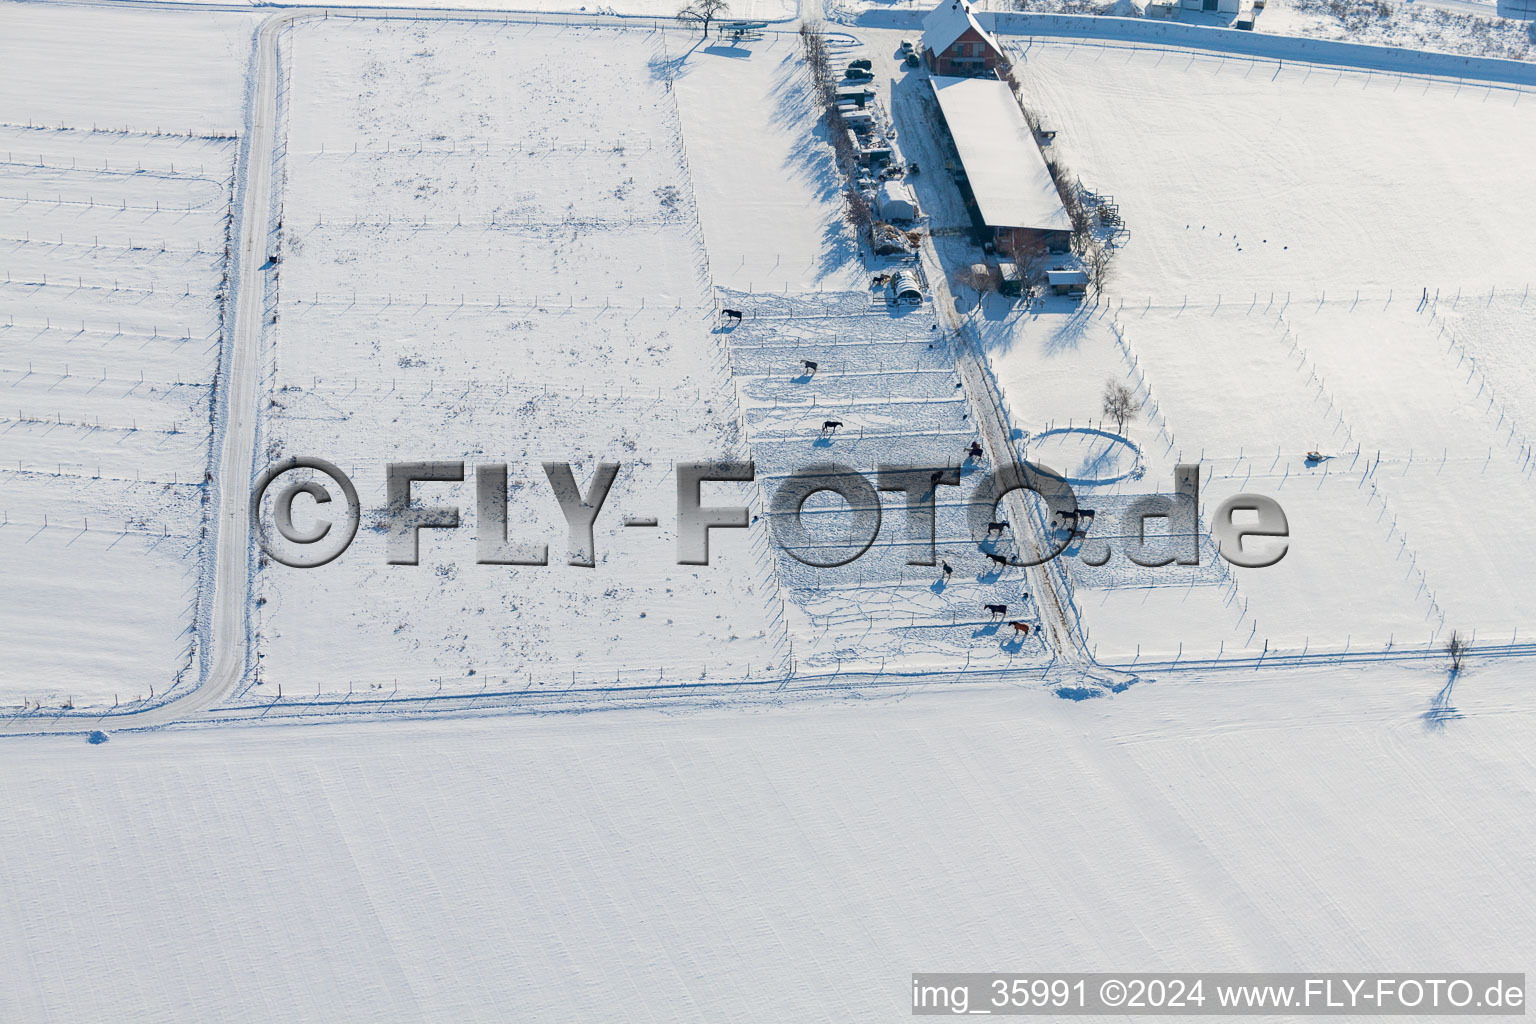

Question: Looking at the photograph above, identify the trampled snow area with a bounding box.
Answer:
[255,20,788,697]
[3,668,1533,1020]
[942,38,1536,665]
[0,3,252,707]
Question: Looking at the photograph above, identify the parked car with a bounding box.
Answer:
[847,58,873,72]
[899,39,917,56]
[844,66,875,82]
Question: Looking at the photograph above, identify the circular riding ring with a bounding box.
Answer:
[1025,427,1144,487]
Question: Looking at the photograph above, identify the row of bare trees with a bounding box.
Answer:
[1000,64,1115,293]
[799,22,873,234]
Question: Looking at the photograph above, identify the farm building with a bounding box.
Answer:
[1047,267,1088,295]
[928,76,1072,257]
[1181,0,1240,12]
[921,0,1007,77]
[878,181,919,222]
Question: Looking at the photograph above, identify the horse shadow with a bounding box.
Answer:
[972,622,1000,638]
[812,435,833,449]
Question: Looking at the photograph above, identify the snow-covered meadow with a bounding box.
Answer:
[254,20,789,697]
[0,3,252,708]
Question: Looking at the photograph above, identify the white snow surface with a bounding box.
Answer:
[672,35,866,294]
[1,666,1533,1020]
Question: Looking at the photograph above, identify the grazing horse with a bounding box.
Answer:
[1059,508,1095,534]
[802,360,819,375]
[966,441,984,461]
[940,561,953,578]
[1007,621,1030,636]
[986,520,1009,536]
[985,552,1008,567]
[820,420,843,433]
[721,308,744,321]
[985,604,1007,618]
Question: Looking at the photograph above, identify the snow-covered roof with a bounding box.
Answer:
[922,0,1001,58]
[878,180,918,220]
[929,76,1072,233]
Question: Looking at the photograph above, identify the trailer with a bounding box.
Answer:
[720,20,766,40]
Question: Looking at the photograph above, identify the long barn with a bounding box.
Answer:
[929,75,1072,258]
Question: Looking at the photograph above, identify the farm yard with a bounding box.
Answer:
[948,36,1536,666]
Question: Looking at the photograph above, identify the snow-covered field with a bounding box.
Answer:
[0,3,252,708]
[3,664,1533,1020]
[254,20,788,698]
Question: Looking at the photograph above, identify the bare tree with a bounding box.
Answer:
[1082,238,1112,292]
[843,186,873,233]
[677,0,730,37]
[1446,629,1469,675]
[954,263,999,294]
[1102,379,1135,434]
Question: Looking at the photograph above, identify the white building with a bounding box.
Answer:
[1180,0,1241,14]
[928,76,1072,256]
